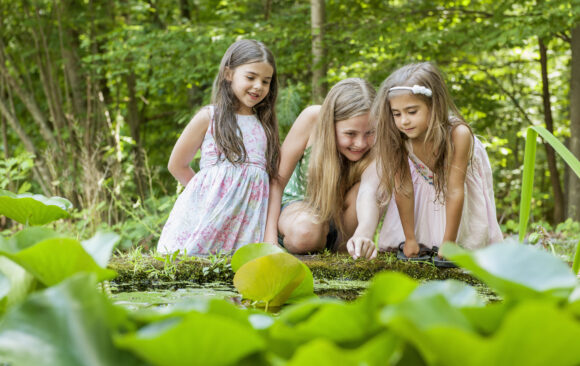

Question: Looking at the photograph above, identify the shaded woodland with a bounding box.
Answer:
[0,0,579,247]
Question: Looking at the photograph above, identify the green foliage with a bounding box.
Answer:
[0,190,72,226]
[0,151,34,194]
[231,243,315,309]
[518,126,580,267]
[0,273,142,366]
[1,223,580,364]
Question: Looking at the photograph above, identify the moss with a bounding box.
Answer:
[108,251,481,290]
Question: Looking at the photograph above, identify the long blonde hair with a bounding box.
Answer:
[211,39,280,178]
[374,62,472,204]
[306,78,376,236]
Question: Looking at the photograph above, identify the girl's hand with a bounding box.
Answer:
[346,236,377,260]
[403,239,420,258]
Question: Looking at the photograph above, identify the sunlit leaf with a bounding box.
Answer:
[234,252,305,307]
[81,231,120,268]
[0,238,117,286]
[0,190,72,226]
[115,310,265,366]
[0,273,140,366]
[441,241,577,300]
[231,242,284,272]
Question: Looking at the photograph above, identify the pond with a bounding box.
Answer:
[109,279,371,310]
[108,277,500,310]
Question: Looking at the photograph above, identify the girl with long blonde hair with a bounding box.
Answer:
[265,78,376,253]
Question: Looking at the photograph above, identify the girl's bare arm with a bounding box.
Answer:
[167,108,210,187]
[264,106,321,244]
[442,125,472,245]
[346,161,380,259]
[395,160,419,257]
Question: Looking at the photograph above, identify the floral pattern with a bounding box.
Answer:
[157,106,269,255]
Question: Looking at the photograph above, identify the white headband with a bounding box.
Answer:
[388,85,432,97]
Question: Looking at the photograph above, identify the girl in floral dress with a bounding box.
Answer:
[157,39,280,255]
[347,62,502,260]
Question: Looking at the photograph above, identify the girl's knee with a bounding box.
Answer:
[282,218,328,254]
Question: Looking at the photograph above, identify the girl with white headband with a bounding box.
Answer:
[346,62,502,263]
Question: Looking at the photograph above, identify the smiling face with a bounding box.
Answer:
[228,61,273,115]
[334,113,375,162]
[389,93,431,141]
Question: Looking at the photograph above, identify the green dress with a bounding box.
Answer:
[281,146,311,207]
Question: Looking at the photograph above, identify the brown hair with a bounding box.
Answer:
[306,78,376,236]
[211,39,280,178]
[373,62,472,204]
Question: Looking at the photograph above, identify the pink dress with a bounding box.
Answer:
[378,137,503,251]
[157,106,269,255]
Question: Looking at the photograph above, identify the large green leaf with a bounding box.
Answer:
[0,190,72,226]
[1,227,63,254]
[234,252,306,308]
[441,241,577,300]
[231,242,284,272]
[287,332,399,366]
[486,302,580,366]
[115,310,265,366]
[81,231,120,268]
[0,257,36,314]
[0,237,117,286]
[0,273,141,366]
[231,243,314,303]
[357,271,418,311]
[409,280,484,308]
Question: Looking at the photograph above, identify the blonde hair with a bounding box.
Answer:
[373,62,472,204]
[306,78,376,236]
[211,39,280,178]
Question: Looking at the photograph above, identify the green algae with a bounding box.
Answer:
[108,251,492,308]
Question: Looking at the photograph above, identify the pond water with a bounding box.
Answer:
[108,279,499,310]
[109,280,370,310]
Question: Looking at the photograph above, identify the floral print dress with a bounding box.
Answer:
[157,106,269,255]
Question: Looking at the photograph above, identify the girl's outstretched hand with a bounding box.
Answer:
[402,239,420,258]
[346,236,377,260]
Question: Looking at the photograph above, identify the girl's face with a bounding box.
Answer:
[389,93,431,141]
[228,61,273,115]
[335,113,375,162]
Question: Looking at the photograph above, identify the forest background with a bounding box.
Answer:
[0,0,579,251]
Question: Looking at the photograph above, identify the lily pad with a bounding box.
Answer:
[0,190,72,225]
[115,310,265,366]
[0,237,117,286]
[231,242,284,272]
[0,273,141,366]
[234,252,306,308]
[441,241,577,300]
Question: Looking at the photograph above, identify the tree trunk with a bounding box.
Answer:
[263,0,272,20]
[310,0,327,104]
[568,24,580,221]
[126,70,148,201]
[538,37,565,223]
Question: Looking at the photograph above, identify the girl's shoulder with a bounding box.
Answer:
[450,124,473,157]
[288,105,322,145]
[294,105,322,128]
[187,106,212,131]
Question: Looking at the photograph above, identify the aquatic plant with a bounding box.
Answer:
[518,126,580,274]
[1,187,580,365]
